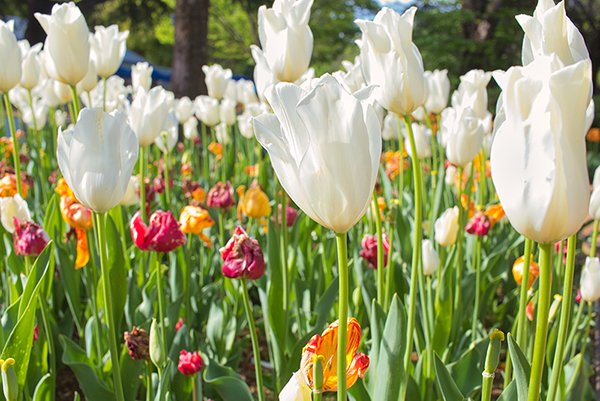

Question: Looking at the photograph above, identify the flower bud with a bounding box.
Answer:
[512,255,539,289]
[434,206,459,247]
[312,355,324,394]
[548,294,562,324]
[1,358,17,401]
[422,239,440,275]
[177,350,203,376]
[219,226,265,280]
[123,327,150,360]
[483,329,504,378]
[580,257,600,302]
[149,319,166,368]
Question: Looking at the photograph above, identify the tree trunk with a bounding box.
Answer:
[172,0,209,97]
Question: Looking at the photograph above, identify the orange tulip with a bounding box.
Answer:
[512,255,540,289]
[0,174,28,198]
[238,184,271,220]
[60,197,93,230]
[208,142,223,161]
[245,164,259,177]
[192,187,206,203]
[484,204,505,227]
[75,228,89,269]
[179,205,214,247]
[587,127,600,143]
[300,318,369,392]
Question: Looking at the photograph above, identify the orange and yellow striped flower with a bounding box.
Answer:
[179,205,215,247]
[300,318,369,392]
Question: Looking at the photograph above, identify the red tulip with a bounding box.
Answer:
[359,233,390,269]
[130,210,187,253]
[207,181,235,209]
[465,212,491,236]
[13,218,49,257]
[178,350,203,376]
[219,226,265,280]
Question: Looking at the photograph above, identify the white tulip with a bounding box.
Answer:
[19,41,42,91]
[0,194,31,233]
[129,87,170,147]
[120,176,140,206]
[403,123,432,160]
[333,57,364,94]
[422,239,440,275]
[445,165,457,187]
[279,371,311,401]
[174,96,194,123]
[491,55,591,244]
[250,45,277,102]
[580,257,600,302]
[424,69,450,113]
[201,64,232,100]
[194,95,220,127]
[223,80,238,104]
[57,108,139,213]
[434,206,459,247]
[154,113,178,153]
[440,106,485,167]
[54,80,73,104]
[451,69,492,121]
[215,122,231,145]
[258,0,313,83]
[0,20,22,93]
[382,112,400,141]
[183,117,199,140]
[237,113,255,139]
[236,79,259,106]
[77,57,98,94]
[356,7,426,115]
[39,78,63,107]
[35,2,90,86]
[55,109,67,128]
[590,166,600,220]
[22,98,48,129]
[253,74,381,233]
[220,98,237,126]
[91,25,128,78]
[131,61,153,93]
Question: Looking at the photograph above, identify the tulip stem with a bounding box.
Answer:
[453,166,465,327]
[527,242,552,401]
[3,93,22,197]
[516,238,533,348]
[69,85,81,116]
[401,114,423,401]
[372,190,385,308]
[335,231,349,401]
[154,254,168,360]
[201,123,209,185]
[145,361,153,401]
[240,279,265,401]
[384,228,395,308]
[547,235,577,401]
[591,219,598,258]
[163,151,171,210]
[396,117,404,207]
[139,145,147,223]
[93,212,126,401]
[471,235,482,342]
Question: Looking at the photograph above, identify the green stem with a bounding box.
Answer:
[397,117,404,207]
[516,239,533,347]
[240,279,265,401]
[335,232,349,401]
[384,228,394,308]
[454,166,465,322]
[154,254,168,359]
[201,124,209,184]
[547,235,577,401]
[145,361,153,401]
[565,301,584,359]
[163,151,171,210]
[424,110,438,190]
[3,93,22,197]
[527,242,553,401]
[372,190,385,307]
[94,212,126,401]
[69,85,81,116]
[401,114,423,399]
[591,220,598,258]
[139,145,147,223]
[471,235,482,342]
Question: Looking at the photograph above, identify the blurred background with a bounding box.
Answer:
[1,0,599,115]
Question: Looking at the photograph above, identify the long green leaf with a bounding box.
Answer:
[434,354,466,401]
[507,334,530,401]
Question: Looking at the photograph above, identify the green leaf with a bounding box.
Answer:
[32,373,53,401]
[348,378,372,401]
[370,295,406,401]
[1,244,53,386]
[565,354,591,401]
[507,334,530,401]
[60,336,116,401]
[497,381,517,401]
[203,360,254,401]
[434,354,466,401]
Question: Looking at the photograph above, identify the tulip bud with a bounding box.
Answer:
[129,86,170,147]
[589,166,600,220]
[175,97,194,124]
[131,62,153,93]
[123,326,150,360]
[440,106,485,168]
[434,207,459,247]
[183,117,199,140]
[177,350,203,376]
[201,64,232,100]
[422,239,440,275]
[0,194,31,233]
[91,25,129,79]
[239,186,271,219]
[220,226,265,280]
[220,98,237,126]
[424,69,450,114]
[548,294,562,324]
[483,329,504,379]
[312,355,324,395]
[580,257,600,302]
[149,319,166,368]
[0,21,22,93]
[1,358,17,401]
[194,95,220,127]
[19,41,42,91]
[403,123,432,160]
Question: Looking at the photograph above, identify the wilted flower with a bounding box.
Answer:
[274,204,298,228]
[207,181,235,209]
[219,226,265,280]
[299,318,369,392]
[0,174,28,198]
[359,233,390,268]
[130,210,187,253]
[123,327,149,360]
[465,212,491,236]
[179,205,214,247]
[13,218,49,257]
[177,350,203,376]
